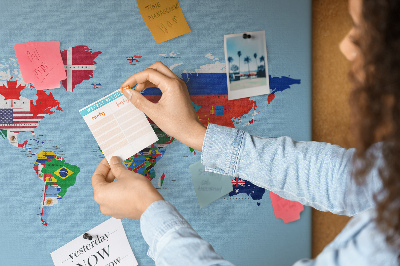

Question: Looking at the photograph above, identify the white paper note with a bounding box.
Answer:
[51,218,138,266]
[79,89,158,162]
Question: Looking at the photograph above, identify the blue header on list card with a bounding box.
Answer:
[79,90,123,117]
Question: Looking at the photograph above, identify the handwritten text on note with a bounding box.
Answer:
[137,0,191,44]
[14,41,67,90]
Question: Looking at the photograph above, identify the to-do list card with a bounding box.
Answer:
[80,89,158,162]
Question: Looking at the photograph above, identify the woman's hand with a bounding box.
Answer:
[120,61,206,151]
[91,157,164,220]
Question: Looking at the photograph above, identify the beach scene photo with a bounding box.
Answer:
[225,30,270,100]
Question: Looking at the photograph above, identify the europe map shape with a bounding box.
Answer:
[0,47,302,226]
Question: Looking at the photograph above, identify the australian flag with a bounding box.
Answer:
[0,109,13,124]
[229,178,265,200]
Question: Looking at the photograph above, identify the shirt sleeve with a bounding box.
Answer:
[293,210,399,266]
[140,200,235,266]
[201,124,383,216]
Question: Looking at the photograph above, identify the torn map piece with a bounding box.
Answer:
[189,161,233,208]
[269,191,304,223]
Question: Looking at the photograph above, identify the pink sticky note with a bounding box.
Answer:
[14,41,67,90]
[269,191,304,224]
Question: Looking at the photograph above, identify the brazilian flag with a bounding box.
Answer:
[41,158,80,197]
[54,167,74,179]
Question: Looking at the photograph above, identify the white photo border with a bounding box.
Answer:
[224,30,270,100]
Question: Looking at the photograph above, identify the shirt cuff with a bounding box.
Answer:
[140,200,192,260]
[201,123,245,176]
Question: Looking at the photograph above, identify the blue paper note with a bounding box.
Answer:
[189,161,233,208]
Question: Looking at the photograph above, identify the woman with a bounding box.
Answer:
[91,0,400,264]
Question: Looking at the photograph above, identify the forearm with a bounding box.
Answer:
[201,124,381,216]
[140,200,234,266]
[179,121,207,152]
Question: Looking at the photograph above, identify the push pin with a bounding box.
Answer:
[243,33,251,39]
[83,233,93,240]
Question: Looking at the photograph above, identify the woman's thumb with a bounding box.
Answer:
[109,156,129,179]
[122,88,154,114]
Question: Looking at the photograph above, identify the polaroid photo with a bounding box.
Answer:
[224,30,270,100]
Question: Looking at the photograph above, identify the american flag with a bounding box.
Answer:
[232,178,246,187]
[0,109,12,124]
[0,108,45,133]
[126,55,142,64]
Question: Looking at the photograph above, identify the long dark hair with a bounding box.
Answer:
[350,0,400,250]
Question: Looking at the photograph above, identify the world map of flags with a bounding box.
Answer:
[0,46,304,226]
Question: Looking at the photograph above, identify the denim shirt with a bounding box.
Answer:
[140,124,399,265]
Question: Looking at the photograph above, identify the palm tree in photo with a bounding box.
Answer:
[227,56,234,81]
[244,56,251,78]
[228,56,233,74]
[258,55,266,77]
[237,51,242,78]
[253,53,257,75]
[259,55,265,65]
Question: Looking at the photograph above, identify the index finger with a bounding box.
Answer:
[147,61,179,80]
[120,68,174,93]
[91,158,111,189]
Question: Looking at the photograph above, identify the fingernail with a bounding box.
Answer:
[110,156,122,165]
[120,85,129,92]
[122,88,133,100]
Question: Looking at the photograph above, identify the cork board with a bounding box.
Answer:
[312,0,353,257]
[0,1,312,265]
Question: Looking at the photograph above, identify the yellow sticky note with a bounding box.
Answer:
[137,0,191,44]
